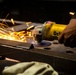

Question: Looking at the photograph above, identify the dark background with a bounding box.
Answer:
[0,0,76,24]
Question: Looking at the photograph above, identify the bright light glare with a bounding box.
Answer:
[69,12,75,15]
[11,18,15,25]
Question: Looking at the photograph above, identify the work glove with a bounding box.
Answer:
[58,19,76,47]
[2,61,58,75]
